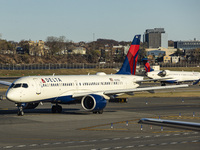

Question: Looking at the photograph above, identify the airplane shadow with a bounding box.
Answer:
[0,108,90,116]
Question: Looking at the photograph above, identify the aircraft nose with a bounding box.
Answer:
[6,90,20,102]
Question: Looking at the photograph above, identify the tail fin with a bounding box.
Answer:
[116,35,141,75]
[142,58,154,72]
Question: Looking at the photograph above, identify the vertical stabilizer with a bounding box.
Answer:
[116,35,141,75]
[142,58,154,72]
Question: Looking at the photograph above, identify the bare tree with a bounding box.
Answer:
[46,36,66,55]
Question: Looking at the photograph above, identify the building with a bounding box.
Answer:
[174,39,200,50]
[144,28,168,48]
[163,55,171,63]
[68,47,86,55]
[29,40,46,56]
[171,56,179,63]
[147,50,165,58]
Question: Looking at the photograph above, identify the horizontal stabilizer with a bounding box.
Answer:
[193,79,200,85]
[137,77,173,83]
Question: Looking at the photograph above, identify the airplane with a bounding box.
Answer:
[0,35,188,116]
[139,118,200,131]
[143,58,200,86]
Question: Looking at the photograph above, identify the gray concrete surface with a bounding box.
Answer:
[0,95,200,150]
[0,79,200,149]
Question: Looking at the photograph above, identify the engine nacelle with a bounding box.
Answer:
[81,94,107,111]
[21,102,39,109]
[158,70,170,77]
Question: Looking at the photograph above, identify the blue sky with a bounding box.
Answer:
[0,0,200,42]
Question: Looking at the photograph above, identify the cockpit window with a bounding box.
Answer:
[22,83,28,88]
[10,83,28,88]
[13,84,22,88]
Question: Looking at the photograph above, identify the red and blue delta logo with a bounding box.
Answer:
[41,78,46,83]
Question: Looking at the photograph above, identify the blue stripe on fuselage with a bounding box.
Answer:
[38,95,76,104]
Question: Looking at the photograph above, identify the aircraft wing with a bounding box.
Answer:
[138,118,200,131]
[0,81,12,86]
[104,84,188,95]
[72,84,188,98]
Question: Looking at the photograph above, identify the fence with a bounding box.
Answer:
[0,62,200,70]
[0,63,123,70]
[159,62,200,68]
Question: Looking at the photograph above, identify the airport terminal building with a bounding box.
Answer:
[174,39,200,50]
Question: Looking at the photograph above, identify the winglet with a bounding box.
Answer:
[116,35,141,75]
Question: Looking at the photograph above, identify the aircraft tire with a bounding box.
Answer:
[98,110,103,114]
[52,106,57,113]
[17,111,24,116]
[57,105,62,113]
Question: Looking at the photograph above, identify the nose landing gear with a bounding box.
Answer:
[16,103,24,116]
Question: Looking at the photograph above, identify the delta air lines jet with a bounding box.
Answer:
[0,35,188,116]
[143,58,200,86]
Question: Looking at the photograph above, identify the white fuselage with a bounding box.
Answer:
[6,73,143,103]
[147,70,200,83]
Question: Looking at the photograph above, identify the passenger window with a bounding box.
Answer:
[22,83,28,88]
[14,84,22,88]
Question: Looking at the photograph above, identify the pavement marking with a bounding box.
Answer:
[29,144,38,147]
[16,145,26,148]
[114,146,122,149]
[149,144,156,146]
[1,132,199,149]
[125,145,134,148]
[0,108,8,110]
[53,142,62,145]
[101,148,111,150]
[145,135,150,138]
[170,142,178,145]
[102,139,109,141]
[112,138,120,140]
[42,143,50,146]
[164,134,171,136]
[160,143,167,145]
[3,146,13,149]
[181,141,188,143]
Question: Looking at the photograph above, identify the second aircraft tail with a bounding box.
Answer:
[142,58,154,72]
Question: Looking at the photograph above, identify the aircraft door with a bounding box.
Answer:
[74,80,79,90]
[33,78,41,94]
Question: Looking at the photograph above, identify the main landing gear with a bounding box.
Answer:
[16,103,24,116]
[161,82,166,86]
[51,104,62,113]
[93,110,103,114]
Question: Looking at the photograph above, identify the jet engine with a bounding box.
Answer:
[158,70,170,77]
[22,102,39,109]
[81,94,107,113]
